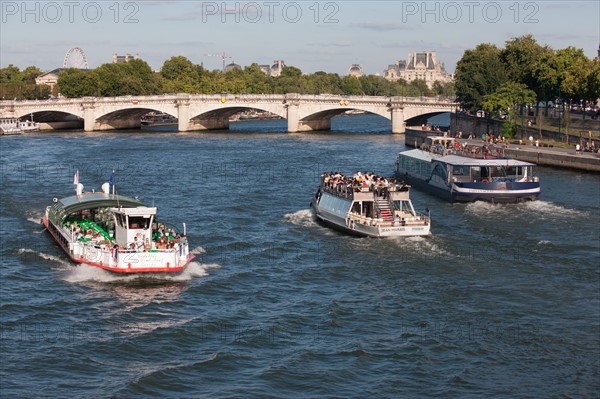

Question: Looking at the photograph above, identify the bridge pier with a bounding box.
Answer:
[176,98,190,132]
[391,106,406,134]
[189,117,229,131]
[82,102,96,132]
[297,118,331,132]
[286,100,300,133]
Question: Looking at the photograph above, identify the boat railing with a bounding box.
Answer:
[423,143,506,159]
[322,183,407,200]
[347,211,429,228]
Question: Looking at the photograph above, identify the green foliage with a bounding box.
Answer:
[160,56,200,92]
[455,43,508,111]
[532,46,590,100]
[0,64,22,83]
[457,35,596,113]
[501,35,550,89]
[57,68,99,97]
[0,65,47,99]
[482,82,536,138]
[500,119,516,138]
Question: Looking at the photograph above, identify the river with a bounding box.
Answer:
[1,114,598,398]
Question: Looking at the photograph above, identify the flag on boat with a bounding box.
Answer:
[73,170,79,186]
[109,169,115,188]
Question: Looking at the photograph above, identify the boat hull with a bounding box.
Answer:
[397,172,540,203]
[311,202,431,238]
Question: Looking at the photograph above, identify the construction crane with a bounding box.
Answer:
[205,52,232,71]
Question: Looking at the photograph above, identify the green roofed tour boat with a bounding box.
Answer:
[42,172,195,273]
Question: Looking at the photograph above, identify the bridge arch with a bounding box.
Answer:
[186,102,287,131]
[94,107,177,130]
[405,111,450,128]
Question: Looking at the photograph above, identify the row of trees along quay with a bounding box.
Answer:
[455,35,599,139]
[1,35,597,137]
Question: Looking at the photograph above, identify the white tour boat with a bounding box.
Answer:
[311,172,431,238]
[1,116,40,135]
[395,136,540,203]
[42,172,195,273]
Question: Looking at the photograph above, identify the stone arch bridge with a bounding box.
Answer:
[0,94,456,134]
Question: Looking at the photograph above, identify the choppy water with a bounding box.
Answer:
[1,115,598,398]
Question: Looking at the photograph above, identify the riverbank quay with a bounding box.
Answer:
[405,127,600,173]
[452,112,600,149]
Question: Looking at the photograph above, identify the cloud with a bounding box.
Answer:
[308,40,354,48]
[351,22,417,32]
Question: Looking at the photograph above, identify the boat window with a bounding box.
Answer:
[471,166,481,181]
[489,166,506,178]
[393,200,415,216]
[452,166,469,176]
[129,216,149,229]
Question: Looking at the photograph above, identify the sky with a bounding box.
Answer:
[1,0,599,75]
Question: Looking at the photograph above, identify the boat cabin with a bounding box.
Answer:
[110,206,157,249]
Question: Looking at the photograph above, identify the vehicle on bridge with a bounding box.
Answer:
[42,173,195,274]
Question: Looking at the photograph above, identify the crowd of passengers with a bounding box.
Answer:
[65,219,184,252]
[321,172,406,197]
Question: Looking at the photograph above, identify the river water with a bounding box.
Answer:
[1,115,598,398]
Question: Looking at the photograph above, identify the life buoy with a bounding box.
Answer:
[481,179,489,183]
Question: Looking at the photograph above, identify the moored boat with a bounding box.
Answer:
[311,172,431,238]
[140,112,178,131]
[1,116,40,135]
[395,136,540,203]
[42,172,195,273]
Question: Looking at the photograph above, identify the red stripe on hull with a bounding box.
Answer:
[72,255,196,273]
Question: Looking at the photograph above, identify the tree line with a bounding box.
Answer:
[454,34,599,117]
[0,57,454,100]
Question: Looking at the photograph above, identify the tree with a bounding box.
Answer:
[0,64,22,83]
[455,43,508,111]
[341,76,362,95]
[57,68,99,97]
[21,66,44,84]
[481,82,536,137]
[532,46,590,101]
[160,56,200,93]
[501,35,550,88]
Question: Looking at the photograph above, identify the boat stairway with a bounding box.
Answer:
[374,198,394,221]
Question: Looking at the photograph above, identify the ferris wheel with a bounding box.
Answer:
[63,47,89,69]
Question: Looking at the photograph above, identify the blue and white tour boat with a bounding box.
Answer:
[395,136,540,203]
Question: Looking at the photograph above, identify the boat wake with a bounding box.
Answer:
[521,200,582,217]
[464,200,582,219]
[63,261,219,284]
[283,209,317,227]
[25,209,43,225]
[391,236,455,258]
[17,248,71,268]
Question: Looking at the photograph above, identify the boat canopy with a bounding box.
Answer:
[399,149,535,167]
[55,193,144,216]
